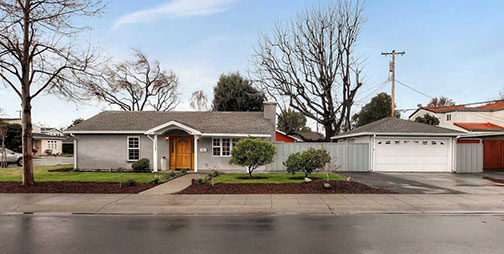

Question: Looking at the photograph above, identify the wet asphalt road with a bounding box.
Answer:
[1,214,504,254]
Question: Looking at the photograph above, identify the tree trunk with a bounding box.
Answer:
[21,97,34,186]
[323,123,335,141]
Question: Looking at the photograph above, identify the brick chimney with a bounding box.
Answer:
[263,101,277,142]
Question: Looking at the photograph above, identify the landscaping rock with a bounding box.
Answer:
[323,183,332,189]
[304,177,312,183]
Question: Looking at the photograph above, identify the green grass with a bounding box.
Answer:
[58,153,74,157]
[0,164,166,183]
[215,173,345,183]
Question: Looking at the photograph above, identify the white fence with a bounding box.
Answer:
[266,143,369,172]
[456,143,483,173]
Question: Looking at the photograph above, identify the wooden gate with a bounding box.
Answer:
[483,141,504,169]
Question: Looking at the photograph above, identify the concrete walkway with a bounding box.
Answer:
[1,193,504,215]
[139,174,202,195]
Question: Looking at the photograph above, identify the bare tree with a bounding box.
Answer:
[427,96,455,108]
[0,0,104,185]
[189,90,209,111]
[252,1,365,140]
[87,49,180,111]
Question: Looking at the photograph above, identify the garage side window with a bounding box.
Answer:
[127,136,140,161]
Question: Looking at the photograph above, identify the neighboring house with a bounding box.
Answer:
[409,100,504,133]
[276,131,302,143]
[33,133,66,155]
[292,131,325,142]
[332,117,463,172]
[0,117,66,155]
[65,102,277,172]
[409,101,504,169]
[62,136,74,154]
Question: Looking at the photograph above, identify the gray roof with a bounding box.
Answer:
[333,117,462,138]
[67,111,273,134]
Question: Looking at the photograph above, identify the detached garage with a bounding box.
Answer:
[332,117,463,172]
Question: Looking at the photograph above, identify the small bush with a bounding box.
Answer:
[168,171,177,178]
[121,179,136,188]
[230,137,276,178]
[72,168,80,172]
[181,169,187,174]
[195,176,208,184]
[132,158,151,173]
[283,148,330,177]
[151,175,162,184]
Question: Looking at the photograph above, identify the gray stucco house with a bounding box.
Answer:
[65,102,276,172]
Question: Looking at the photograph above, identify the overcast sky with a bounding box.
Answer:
[1,0,503,128]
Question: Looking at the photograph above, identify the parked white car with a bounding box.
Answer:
[0,148,23,166]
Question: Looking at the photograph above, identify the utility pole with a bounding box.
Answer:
[381,50,405,117]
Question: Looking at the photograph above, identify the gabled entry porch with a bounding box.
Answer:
[145,121,201,173]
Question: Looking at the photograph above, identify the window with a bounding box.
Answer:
[394,140,400,145]
[431,141,437,145]
[213,138,240,157]
[222,138,231,156]
[47,140,57,150]
[422,141,428,145]
[212,138,221,156]
[385,141,391,145]
[446,114,451,121]
[127,136,140,161]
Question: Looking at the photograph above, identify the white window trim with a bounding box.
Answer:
[212,137,239,157]
[127,136,141,161]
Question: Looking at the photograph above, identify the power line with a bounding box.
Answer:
[395,79,435,99]
[356,79,390,103]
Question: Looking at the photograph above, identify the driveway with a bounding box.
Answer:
[342,171,504,194]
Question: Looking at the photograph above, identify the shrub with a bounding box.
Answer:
[168,171,177,178]
[230,137,276,178]
[151,175,162,184]
[284,152,304,175]
[181,169,187,174]
[283,148,331,177]
[121,179,136,187]
[132,158,151,173]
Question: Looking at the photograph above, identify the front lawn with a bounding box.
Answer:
[215,173,345,184]
[0,164,164,183]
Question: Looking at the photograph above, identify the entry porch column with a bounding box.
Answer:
[194,135,198,173]
[153,134,158,172]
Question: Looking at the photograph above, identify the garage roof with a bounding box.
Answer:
[332,117,462,139]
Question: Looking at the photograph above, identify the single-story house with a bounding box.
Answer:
[292,131,325,142]
[65,102,277,172]
[33,133,66,155]
[275,130,302,143]
[332,117,464,172]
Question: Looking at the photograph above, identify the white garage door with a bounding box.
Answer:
[374,137,451,172]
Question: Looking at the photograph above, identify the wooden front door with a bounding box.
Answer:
[170,137,193,169]
[484,141,504,169]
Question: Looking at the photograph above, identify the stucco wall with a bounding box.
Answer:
[197,137,247,171]
[75,134,153,170]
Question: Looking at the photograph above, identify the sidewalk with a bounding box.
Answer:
[1,193,504,215]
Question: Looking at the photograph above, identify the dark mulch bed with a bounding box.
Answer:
[0,181,156,194]
[178,181,396,194]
